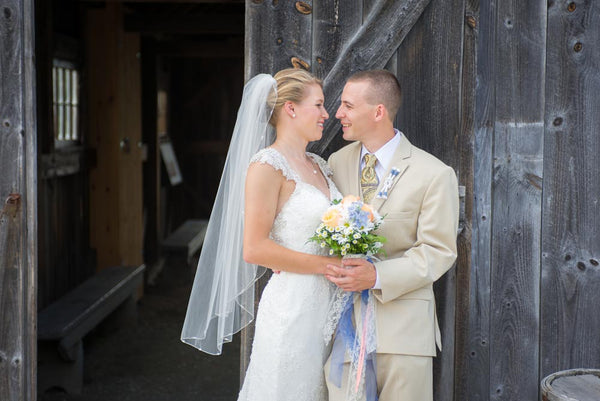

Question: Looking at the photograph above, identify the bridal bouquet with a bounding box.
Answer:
[311,195,385,401]
[309,195,385,257]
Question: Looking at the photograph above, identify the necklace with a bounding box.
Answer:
[306,158,318,174]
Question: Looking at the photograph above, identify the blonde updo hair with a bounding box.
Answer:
[267,68,322,126]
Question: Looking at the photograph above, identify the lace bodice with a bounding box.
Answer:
[250,148,342,254]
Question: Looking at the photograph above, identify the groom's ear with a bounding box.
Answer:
[374,104,386,122]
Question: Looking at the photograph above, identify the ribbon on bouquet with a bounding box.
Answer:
[325,277,378,401]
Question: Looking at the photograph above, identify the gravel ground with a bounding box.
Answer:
[40,260,240,401]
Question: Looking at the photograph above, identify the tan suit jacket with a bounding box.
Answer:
[328,134,459,357]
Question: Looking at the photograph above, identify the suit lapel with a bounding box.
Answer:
[347,143,362,198]
[370,134,412,211]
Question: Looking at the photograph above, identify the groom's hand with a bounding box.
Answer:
[325,259,376,292]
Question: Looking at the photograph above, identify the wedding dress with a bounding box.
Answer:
[237,147,341,401]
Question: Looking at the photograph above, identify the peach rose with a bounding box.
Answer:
[341,195,360,207]
[322,208,342,228]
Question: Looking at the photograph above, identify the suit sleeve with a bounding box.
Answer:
[374,166,459,303]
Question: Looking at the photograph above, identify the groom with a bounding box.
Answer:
[325,70,459,401]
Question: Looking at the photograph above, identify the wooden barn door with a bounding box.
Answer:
[244,1,475,399]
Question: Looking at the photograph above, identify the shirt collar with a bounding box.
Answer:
[360,129,402,171]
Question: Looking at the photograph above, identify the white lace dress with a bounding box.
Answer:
[237,148,342,401]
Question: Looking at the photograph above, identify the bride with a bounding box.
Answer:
[181,68,341,401]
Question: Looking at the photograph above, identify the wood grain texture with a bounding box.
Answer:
[245,0,274,79]
[489,1,546,400]
[312,0,362,79]
[541,0,600,379]
[118,31,144,268]
[86,4,121,270]
[0,0,37,399]
[245,0,312,78]
[86,3,144,271]
[463,0,493,398]
[393,0,466,399]
[453,0,478,399]
[309,0,431,157]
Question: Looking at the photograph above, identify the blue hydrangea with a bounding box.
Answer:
[347,202,371,230]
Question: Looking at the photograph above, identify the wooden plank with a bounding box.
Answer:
[0,0,37,400]
[245,0,274,79]
[86,4,121,270]
[270,0,312,73]
[364,0,398,107]
[488,0,546,399]
[312,0,362,80]
[454,0,478,399]
[118,29,144,268]
[392,0,465,399]
[308,0,431,156]
[464,0,494,399]
[87,3,144,271]
[246,0,312,78]
[541,0,600,379]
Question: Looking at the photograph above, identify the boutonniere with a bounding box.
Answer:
[376,167,400,199]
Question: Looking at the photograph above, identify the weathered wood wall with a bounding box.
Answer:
[0,0,37,400]
[541,0,600,382]
[461,0,600,400]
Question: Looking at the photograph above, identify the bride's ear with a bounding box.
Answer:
[284,101,296,119]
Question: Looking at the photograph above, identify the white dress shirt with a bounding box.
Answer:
[359,129,402,289]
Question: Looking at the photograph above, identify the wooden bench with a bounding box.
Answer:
[162,219,208,265]
[37,264,145,394]
[541,369,600,401]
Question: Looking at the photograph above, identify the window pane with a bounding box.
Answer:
[52,61,80,144]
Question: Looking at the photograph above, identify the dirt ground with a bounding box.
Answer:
[40,259,241,401]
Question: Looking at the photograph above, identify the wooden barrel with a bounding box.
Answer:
[541,369,600,401]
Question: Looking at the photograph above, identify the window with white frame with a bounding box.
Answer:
[52,59,80,143]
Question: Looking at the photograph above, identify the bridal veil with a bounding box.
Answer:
[181,74,277,355]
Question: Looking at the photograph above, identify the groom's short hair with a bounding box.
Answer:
[348,70,402,120]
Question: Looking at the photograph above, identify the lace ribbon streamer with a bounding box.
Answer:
[324,256,379,401]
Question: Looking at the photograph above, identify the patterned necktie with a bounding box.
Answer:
[361,153,379,203]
